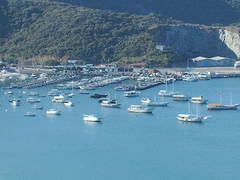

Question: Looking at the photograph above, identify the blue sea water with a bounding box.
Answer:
[0,78,240,180]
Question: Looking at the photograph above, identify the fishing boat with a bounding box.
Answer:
[100,99,121,108]
[128,105,153,113]
[141,98,168,107]
[27,97,41,103]
[64,101,74,107]
[172,94,189,101]
[191,96,208,104]
[52,95,65,103]
[24,112,36,117]
[124,91,140,97]
[83,114,101,122]
[90,93,108,99]
[46,109,61,115]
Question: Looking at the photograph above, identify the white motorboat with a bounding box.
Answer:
[67,93,75,98]
[46,109,61,115]
[10,99,20,106]
[141,98,168,107]
[4,91,13,95]
[124,91,140,97]
[52,95,65,103]
[191,96,208,104]
[128,105,153,113]
[64,101,74,106]
[172,94,189,101]
[100,99,120,108]
[24,112,36,117]
[83,114,101,122]
[27,97,41,103]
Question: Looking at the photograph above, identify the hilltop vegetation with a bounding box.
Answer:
[51,0,240,25]
[0,0,180,67]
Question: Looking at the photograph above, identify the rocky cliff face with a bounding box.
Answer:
[159,24,240,59]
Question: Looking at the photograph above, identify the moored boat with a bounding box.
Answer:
[100,99,121,108]
[124,91,140,97]
[46,109,61,115]
[90,93,108,99]
[141,98,168,107]
[128,105,153,113]
[64,101,74,106]
[52,95,65,103]
[207,103,239,110]
[172,94,189,101]
[191,96,208,104]
[83,114,101,122]
[24,112,36,117]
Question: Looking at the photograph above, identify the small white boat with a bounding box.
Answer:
[100,99,121,108]
[172,94,189,101]
[124,91,140,97]
[141,98,168,107]
[52,95,65,103]
[191,96,208,104]
[4,91,13,95]
[64,101,74,106]
[46,109,61,115]
[128,105,153,113]
[24,112,36,117]
[83,114,101,122]
[10,99,20,106]
[27,97,41,103]
[67,93,75,98]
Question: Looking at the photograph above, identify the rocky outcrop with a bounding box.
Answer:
[159,24,240,59]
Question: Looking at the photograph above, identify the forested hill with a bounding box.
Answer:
[0,0,180,66]
[50,0,240,25]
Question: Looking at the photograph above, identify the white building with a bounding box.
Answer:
[192,56,236,67]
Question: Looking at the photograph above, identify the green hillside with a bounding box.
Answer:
[0,0,180,67]
[51,0,240,25]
